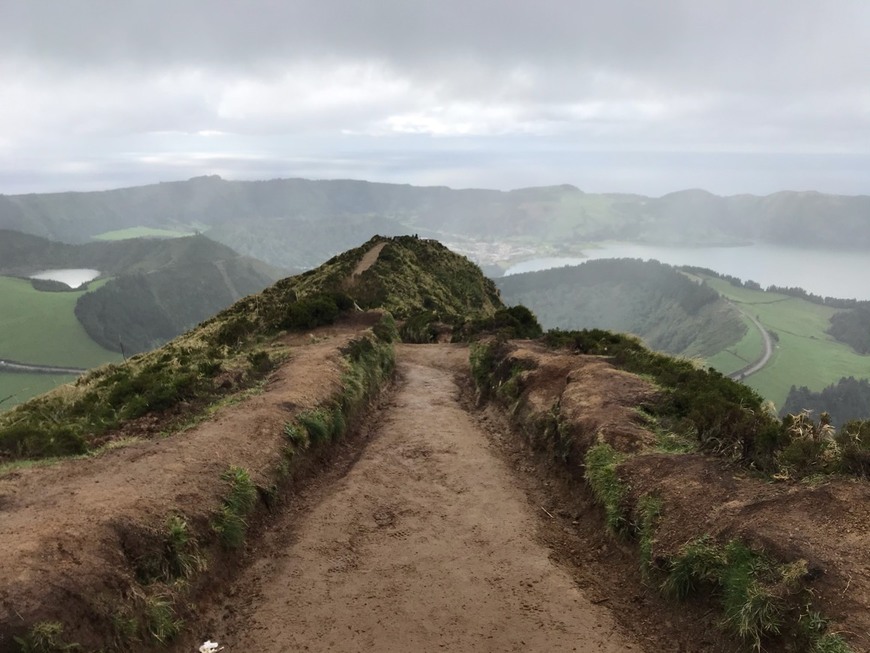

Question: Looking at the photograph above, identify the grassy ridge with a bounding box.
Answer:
[0,276,120,368]
[705,278,870,407]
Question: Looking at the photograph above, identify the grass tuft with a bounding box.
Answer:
[636,495,662,579]
[143,594,182,644]
[211,465,258,549]
[13,622,81,652]
[163,514,206,580]
[297,409,332,445]
[583,443,628,535]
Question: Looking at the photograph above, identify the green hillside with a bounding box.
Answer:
[2,177,869,270]
[0,276,119,368]
[0,231,285,409]
[703,277,870,406]
[496,259,746,359]
[0,235,504,461]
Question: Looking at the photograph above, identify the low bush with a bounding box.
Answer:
[460,305,543,341]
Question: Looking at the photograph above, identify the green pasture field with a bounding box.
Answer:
[706,312,764,375]
[92,226,196,241]
[0,276,121,368]
[0,372,78,410]
[705,277,870,407]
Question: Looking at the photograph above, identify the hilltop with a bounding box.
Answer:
[0,236,867,653]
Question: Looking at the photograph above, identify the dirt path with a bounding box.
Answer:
[350,242,387,279]
[193,345,643,652]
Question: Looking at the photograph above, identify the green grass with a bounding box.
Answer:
[0,372,78,410]
[92,226,196,241]
[211,466,258,549]
[13,621,81,652]
[143,594,182,644]
[0,276,120,368]
[707,312,764,375]
[705,278,870,407]
[584,443,629,534]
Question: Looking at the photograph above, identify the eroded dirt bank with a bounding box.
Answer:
[184,345,643,652]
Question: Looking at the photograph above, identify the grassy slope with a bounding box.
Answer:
[706,277,870,406]
[706,312,764,374]
[0,372,78,409]
[0,276,121,367]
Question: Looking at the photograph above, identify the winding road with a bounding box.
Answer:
[727,306,774,380]
[0,359,86,375]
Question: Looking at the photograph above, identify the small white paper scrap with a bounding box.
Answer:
[199,641,224,653]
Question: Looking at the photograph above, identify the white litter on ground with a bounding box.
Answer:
[198,641,224,652]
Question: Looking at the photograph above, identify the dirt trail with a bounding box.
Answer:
[193,345,643,652]
[350,242,387,279]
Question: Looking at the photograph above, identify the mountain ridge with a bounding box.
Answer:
[3,176,869,270]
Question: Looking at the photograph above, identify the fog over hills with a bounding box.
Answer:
[2,176,869,269]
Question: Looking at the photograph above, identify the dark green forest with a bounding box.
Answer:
[828,306,870,354]
[496,258,746,358]
[3,177,870,271]
[782,377,870,427]
[75,257,280,354]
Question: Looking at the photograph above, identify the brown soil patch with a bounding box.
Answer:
[0,324,359,651]
[507,343,659,454]
[4,335,868,652]
[621,453,870,649]
[349,241,387,281]
[484,340,870,651]
[171,343,644,652]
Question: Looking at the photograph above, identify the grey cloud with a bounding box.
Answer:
[0,0,868,195]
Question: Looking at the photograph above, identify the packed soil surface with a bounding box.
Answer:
[3,331,868,652]
[177,344,643,652]
[0,323,365,651]
[486,340,870,651]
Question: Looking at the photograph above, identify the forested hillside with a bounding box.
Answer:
[2,177,869,269]
[0,230,284,356]
[496,259,745,358]
[781,377,870,427]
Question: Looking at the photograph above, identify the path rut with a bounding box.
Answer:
[196,345,643,652]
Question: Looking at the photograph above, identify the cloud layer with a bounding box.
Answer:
[1,0,868,195]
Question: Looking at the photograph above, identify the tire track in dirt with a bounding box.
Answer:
[196,345,643,652]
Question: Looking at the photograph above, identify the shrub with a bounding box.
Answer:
[461,305,543,340]
[280,294,340,330]
[399,311,439,343]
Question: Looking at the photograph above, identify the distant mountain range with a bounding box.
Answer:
[2,176,869,269]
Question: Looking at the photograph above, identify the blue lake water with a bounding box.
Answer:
[503,243,870,301]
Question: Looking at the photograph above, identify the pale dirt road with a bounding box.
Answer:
[197,345,644,652]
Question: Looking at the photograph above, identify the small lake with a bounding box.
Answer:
[503,243,870,301]
[29,269,101,288]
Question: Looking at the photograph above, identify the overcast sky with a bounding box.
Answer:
[1,0,868,196]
